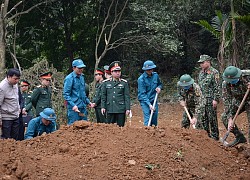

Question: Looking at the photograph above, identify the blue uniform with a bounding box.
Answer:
[138,72,163,126]
[63,71,90,125]
[24,116,56,139]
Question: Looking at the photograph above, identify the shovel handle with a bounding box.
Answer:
[147,93,159,126]
[231,88,250,127]
[184,106,196,129]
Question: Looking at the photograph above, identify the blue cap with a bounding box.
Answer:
[40,108,57,121]
[72,59,86,68]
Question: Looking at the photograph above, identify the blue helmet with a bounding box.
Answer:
[142,60,156,71]
[40,108,57,121]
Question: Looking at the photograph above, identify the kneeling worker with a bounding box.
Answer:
[24,108,57,140]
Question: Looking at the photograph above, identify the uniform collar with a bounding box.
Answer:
[143,71,155,78]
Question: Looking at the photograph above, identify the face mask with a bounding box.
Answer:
[230,79,239,84]
[183,85,191,90]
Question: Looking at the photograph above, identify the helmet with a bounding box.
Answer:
[223,66,242,83]
[178,74,194,87]
[142,60,156,70]
[40,108,57,121]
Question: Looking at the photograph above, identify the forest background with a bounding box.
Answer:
[0,0,249,124]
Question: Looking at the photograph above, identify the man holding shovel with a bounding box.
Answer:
[63,59,94,125]
[138,60,162,126]
[177,74,203,129]
[221,66,250,147]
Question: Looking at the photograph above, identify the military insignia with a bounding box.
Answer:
[50,114,53,117]
[146,65,149,67]
[115,63,118,67]
[118,84,123,87]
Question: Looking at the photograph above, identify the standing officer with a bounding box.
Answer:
[198,55,220,140]
[177,74,203,129]
[24,108,57,139]
[20,80,33,117]
[63,59,94,125]
[101,61,130,127]
[104,65,112,79]
[138,60,162,126]
[221,66,249,146]
[93,68,106,123]
[31,72,52,116]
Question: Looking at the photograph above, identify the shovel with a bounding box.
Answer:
[220,88,250,146]
[147,93,159,126]
[183,106,196,129]
[76,109,85,117]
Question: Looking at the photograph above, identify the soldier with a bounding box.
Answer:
[104,65,112,79]
[93,68,106,123]
[137,60,162,126]
[24,108,57,139]
[177,74,203,129]
[101,61,131,127]
[221,66,249,146]
[20,80,33,117]
[63,59,94,125]
[197,55,220,140]
[31,72,52,116]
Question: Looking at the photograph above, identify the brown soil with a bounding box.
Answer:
[0,103,250,180]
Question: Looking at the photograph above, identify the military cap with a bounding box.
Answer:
[72,59,86,68]
[198,54,212,63]
[104,65,111,75]
[109,61,121,72]
[222,66,242,83]
[40,72,53,79]
[95,68,104,75]
[178,74,194,86]
[20,80,30,86]
[142,60,156,70]
[40,108,57,121]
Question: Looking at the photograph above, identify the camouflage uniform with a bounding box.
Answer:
[221,71,250,143]
[198,66,220,140]
[177,82,203,129]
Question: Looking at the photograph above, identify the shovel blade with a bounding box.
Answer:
[220,131,230,146]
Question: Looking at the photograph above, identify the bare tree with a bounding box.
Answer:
[0,0,50,74]
[94,0,145,71]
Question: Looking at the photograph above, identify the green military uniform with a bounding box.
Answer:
[221,66,249,146]
[177,74,203,129]
[31,86,52,116]
[31,72,52,116]
[101,61,131,127]
[22,92,33,116]
[93,82,106,123]
[198,55,220,140]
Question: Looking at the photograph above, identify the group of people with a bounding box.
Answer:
[62,59,161,128]
[177,54,250,147]
[0,55,249,147]
[0,68,57,140]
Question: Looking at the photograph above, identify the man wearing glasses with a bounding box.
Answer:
[31,72,53,117]
[63,59,94,125]
[101,61,131,127]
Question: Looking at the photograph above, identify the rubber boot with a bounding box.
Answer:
[226,126,247,147]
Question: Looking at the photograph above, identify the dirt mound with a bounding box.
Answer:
[0,103,250,180]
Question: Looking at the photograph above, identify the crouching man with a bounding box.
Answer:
[24,108,57,140]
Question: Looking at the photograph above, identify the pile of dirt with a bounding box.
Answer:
[0,103,250,180]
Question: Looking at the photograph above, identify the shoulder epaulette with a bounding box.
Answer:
[121,78,127,82]
[103,79,111,82]
[36,85,42,88]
